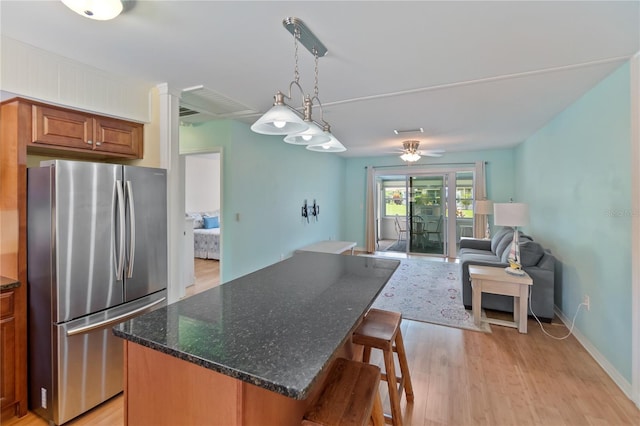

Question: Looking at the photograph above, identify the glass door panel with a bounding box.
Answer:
[454,171,475,254]
[408,175,446,255]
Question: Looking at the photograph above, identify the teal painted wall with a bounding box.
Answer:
[180,120,345,282]
[342,149,518,246]
[515,62,632,381]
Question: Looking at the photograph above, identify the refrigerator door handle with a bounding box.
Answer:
[126,180,136,278]
[116,180,126,281]
[66,297,166,336]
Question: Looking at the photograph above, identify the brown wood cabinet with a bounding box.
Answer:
[25,98,143,159]
[0,98,28,419]
[1,288,17,412]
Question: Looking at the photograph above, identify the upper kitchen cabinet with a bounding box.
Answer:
[19,98,143,159]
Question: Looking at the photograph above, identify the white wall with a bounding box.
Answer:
[185,153,220,213]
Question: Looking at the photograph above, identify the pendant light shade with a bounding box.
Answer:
[307,133,346,152]
[61,0,123,20]
[283,121,331,145]
[250,92,309,135]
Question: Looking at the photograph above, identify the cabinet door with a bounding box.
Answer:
[32,105,93,150]
[0,291,16,411]
[94,117,142,157]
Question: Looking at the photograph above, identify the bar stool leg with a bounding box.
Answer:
[382,346,402,426]
[362,346,372,364]
[394,330,414,402]
[371,390,385,426]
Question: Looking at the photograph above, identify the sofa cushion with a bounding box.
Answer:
[518,240,545,266]
[494,230,514,259]
[500,238,544,266]
[490,227,512,253]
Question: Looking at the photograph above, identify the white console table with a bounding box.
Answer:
[297,240,357,255]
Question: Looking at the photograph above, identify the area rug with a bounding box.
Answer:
[370,257,491,333]
[385,239,406,252]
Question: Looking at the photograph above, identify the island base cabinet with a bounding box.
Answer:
[123,342,308,426]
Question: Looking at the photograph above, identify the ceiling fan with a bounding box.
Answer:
[397,140,445,162]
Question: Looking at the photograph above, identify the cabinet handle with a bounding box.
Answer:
[96,142,101,146]
[87,140,93,145]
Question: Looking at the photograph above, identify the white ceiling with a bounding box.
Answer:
[1,1,638,158]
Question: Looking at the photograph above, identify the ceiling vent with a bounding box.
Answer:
[179,85,260,124]
[179,106,200,117]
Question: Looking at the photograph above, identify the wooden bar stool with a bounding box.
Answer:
[303,358,385,426]
[352,309,414,426]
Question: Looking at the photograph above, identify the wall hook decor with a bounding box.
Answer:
[301,199,309,223]
[311,199,319,221]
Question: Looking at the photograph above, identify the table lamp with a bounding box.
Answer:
[475,199,493,240]
[493,202,529,276]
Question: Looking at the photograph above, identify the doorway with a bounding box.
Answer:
[375,167,475,258]
[183,152,221,296]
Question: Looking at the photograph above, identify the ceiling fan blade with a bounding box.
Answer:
[421,149,445,157]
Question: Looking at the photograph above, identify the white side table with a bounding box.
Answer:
[468,265,533,333]
[297,240,357,255]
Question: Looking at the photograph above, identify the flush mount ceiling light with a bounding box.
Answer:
[61,0,123,20]
[251,17,345,152]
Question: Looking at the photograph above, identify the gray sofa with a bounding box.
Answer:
[459,227,555,322]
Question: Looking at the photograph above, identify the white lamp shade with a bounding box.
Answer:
[61,0,123,20]
[306,133,346,152]
[283,122,331,145]
[250,105,309,135]
[493,203,529,227]
[475,200,494,215]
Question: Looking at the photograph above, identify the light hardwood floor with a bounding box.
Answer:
[4,257,639,426]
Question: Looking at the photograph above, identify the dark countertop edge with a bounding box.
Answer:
[112,328,308,400]
[0,276,20,291]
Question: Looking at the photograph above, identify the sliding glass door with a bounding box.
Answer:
[376,167,476,258]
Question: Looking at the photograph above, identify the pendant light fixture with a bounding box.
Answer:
[61,0,123,20]
[252,17,346,152]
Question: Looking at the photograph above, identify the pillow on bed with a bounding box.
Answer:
[203,216,220,229]
[187,212,204,229]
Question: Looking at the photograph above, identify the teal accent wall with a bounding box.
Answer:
[515,62,632,381]
[180,120,345,282]
[342,149,517,246]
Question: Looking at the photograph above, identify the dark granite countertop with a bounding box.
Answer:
[114,252,399,400]
[0,276,20,291]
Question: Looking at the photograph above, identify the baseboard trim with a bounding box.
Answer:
[554,305,634,402]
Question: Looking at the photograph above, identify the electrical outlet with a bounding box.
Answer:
[583,295,590,311]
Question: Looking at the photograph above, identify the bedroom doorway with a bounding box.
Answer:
[184,151,221,296]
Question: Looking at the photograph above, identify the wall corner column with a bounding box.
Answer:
[157,83,185,303]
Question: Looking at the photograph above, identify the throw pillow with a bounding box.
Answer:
[187,213,204,229]
[203,216,220,229]
[500,238,543,266]
[517,240,545,267]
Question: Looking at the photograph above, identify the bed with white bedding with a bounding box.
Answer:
[187,212,220,260]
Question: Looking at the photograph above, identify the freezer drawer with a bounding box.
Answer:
[29,292,166,425]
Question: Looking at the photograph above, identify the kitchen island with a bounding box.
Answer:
[114,252,399,426]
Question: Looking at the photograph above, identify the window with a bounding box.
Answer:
[455,173,474,218]
[381,179,407,217]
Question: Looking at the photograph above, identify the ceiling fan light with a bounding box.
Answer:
[251,104,309,135]
[61,0,123,20]
[400,152,421,162]
[283,121,331,145]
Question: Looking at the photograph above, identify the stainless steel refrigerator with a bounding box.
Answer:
[27,160,168,425]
